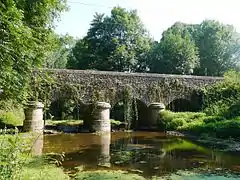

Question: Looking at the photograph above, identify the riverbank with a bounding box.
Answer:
[167,131,240,152]
[160,110,240,152]
[161,111,240,139]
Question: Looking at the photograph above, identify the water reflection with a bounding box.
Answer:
[32,133,43,156]
[42,132,240,178]
[98,133,111,167]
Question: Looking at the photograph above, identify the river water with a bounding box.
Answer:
[41,132,240,179]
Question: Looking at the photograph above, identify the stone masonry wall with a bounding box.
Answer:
[45,69,223,106]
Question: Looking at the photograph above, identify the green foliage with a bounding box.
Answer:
[67,7,153,72]
[44,34,75,69]
[0,0,67,102]
[160,110,240,139]
[160,111,206,130]
[75,170,145,180]
[122,85,137,130]
[158,71,240,139]
[20,164,69,180]
[0,129,30,180]
[150,23,199,74]
[45,119,83,126]
[203,71,240,116]
[183,117,240,139]
[0,100,24,127]
[149,20,240,76]
[0,109,24,127]
[110,119,123,126]
[0,130,69,180]
[0,0,36,101]
[194,20,240,76]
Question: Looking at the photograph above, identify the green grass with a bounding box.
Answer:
[19,164,69,180]
[110,119,123,125]
[160,111,240,139]
[0,109,25,127]
[0,130,70,180]
[160,111,206,130]
[45,119,84,126]
[45,119,123,126]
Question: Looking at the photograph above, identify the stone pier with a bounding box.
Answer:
[148,103,165,129]
[92,102,111,132]
[23,101,44,132]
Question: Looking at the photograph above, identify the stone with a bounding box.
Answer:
[23,101,44,132]
[148,103,165,128]
[92,102,111,132]
[41,69,222,106]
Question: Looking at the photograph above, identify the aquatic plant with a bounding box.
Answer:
[75,170,145,180]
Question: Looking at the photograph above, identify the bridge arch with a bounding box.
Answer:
[110,98,148,129]
[166,91,203,112]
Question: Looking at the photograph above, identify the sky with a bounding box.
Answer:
[55,0,240,40]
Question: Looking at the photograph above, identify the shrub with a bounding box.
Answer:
[223,101,240,118]
[202,116,226,124]
[0,109,24,127]
[160,111,206,130]
[167,118,186,130]
[0,129,29,180]
[203,71,240,116]
[0,130,70,180]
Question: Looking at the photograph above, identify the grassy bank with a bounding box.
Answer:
[160,111,240,139]
[0,130,69,180]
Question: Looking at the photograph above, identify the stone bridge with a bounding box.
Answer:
[47,69,222,106]
[42,69,223,130]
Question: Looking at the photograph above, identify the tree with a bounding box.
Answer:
[0,0,67,101]
[44,34,75,69]
[67,7,153,72]
[15,0,68,66]
[0,0,35,100]
[149,21,240,76]
[67,39,91,69]
[194,20,240,76]
[149,23,199,75]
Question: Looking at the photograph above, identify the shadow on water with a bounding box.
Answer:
[41,132,240,178]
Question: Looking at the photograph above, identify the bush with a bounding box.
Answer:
[160,111,206,130]
[0,109,24,127]
[202,116,226,124]
[0,129,30,180]
[180,117,240,138]
[223,101,240,118]
[203,71,240,116]
[159,110,240,139]
[0,130,70,180]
